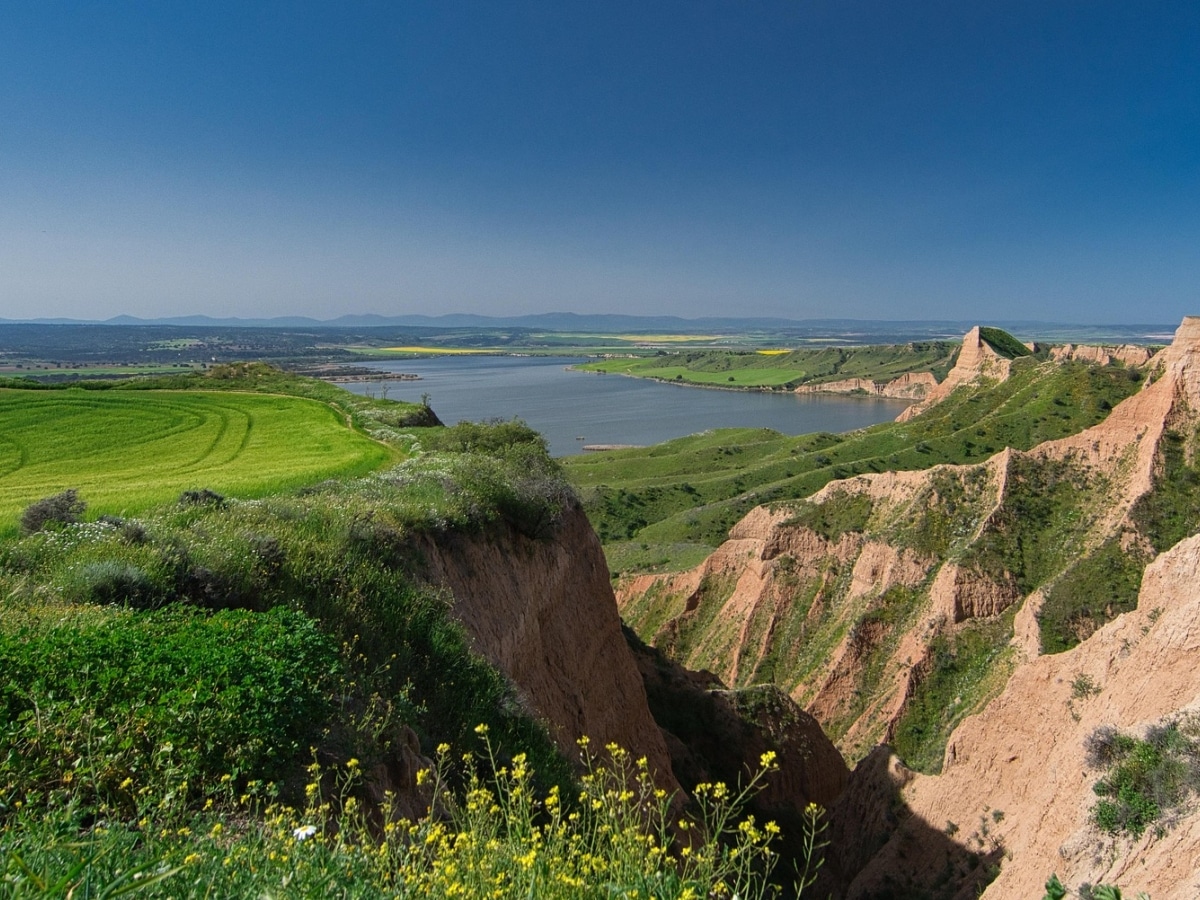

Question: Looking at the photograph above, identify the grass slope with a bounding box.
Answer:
[0,389,395,532]
[575,342,960,389]
[565,359,1144,576]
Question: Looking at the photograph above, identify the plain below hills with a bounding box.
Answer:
[575,341,962,390]
[0,363,437,533]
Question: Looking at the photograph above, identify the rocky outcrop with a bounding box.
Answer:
[795,371,938,400]
[414,501,678,790]
[843,532,1200,900]
[896,326,1014,422]
[928,563,1021,623]
[1051,343,1155,367]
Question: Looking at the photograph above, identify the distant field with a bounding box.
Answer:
[375,346,496,355]
[0,389,395,531]
[576,343,960,390]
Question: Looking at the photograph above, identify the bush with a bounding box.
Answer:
[1087,717,1200,838]
[0,606,340,814]
[178,488,227,508]
[20,489,85,535]
[68,560,161,609]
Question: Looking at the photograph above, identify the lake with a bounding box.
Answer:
[339,356,911,457]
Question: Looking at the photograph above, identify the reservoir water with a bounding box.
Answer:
[340,356,910,457]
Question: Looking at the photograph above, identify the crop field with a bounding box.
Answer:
[576,342,960,390]
[0,388,396,531]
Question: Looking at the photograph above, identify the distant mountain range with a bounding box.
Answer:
[0,312,1176,342]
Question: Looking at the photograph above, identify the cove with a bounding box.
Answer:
[340,356,911,457]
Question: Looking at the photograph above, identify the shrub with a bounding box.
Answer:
[178,488,227,508]
[19,489,85,535]
[68,560,161,609]
[0,605,340,814]
[1087,717,1200,838]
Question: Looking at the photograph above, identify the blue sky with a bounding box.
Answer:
[1,1,1197,324]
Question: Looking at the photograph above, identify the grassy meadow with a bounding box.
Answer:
[565,357,1145,576]
[0,389,397,533]
[0,398,802,898]
[575,342,960,390]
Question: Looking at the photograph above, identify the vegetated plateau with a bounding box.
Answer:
[0,321,1190,900]
[574,342,961,390]
[583,322,1200,899]
[0,364,830,899]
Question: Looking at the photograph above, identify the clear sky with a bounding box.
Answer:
[2,1,1197,324]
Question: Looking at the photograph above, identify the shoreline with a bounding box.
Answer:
[568,364,915,404]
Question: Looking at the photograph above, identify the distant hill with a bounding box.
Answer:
[0,312,1175,344]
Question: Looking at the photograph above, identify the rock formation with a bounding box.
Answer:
[897,326,1014,422]
[1052,343,1156,367]
[795,371,938,400]
[617,319,1200,894]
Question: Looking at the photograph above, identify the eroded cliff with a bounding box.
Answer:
[415,498,853,834]
[618,319,1200,894]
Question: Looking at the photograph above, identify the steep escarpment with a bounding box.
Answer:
[414,501,679,788]
[1052,342,1156,367]
[842,532,1200,899]
[896,326,1020,422]
[416,499,860,840]
[795,371,938,400]
[618,318,1200,894]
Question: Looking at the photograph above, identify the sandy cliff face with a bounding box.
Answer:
[619,322,1182,763]
[619,319,1200,893]
[843,532,1200,899]
[1052,343,1156,367]
[897,326,1013,422]
[414,501,678,789]
[413,499,855,875]
[795,371,939,401]
[616,455,1013,761]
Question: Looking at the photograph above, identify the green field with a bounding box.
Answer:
[0,388,397,531]
[576,342,960,389]
[565,357,1146,574]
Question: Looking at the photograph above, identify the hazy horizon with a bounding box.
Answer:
[3,3,1198,325]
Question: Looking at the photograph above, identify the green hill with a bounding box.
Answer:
[564,358,1143,576]
[575,341,960,389]
[0,365,440,533]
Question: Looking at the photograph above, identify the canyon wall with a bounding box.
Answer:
[619,320,1197,894]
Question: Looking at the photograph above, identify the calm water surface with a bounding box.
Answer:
[341,356,910,457]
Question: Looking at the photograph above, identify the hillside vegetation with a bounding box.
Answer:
[0,364,441,533]
[0,367,799,898]
[576,342,960,389]
[565,356,1143,576]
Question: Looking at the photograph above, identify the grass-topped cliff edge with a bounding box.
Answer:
[0,362,443,534]
[0,371,804,898]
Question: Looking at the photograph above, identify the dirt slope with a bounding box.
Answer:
[415,501,680,789]
[618,319,1200,892]
[843,531,1200,899]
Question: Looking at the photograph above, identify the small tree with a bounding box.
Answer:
[20,489,86,535]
